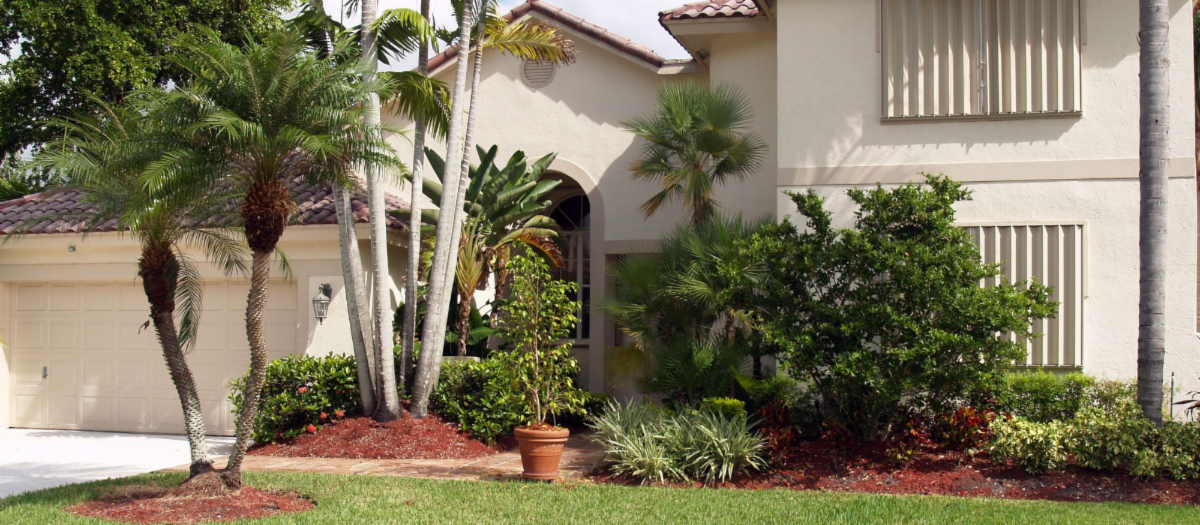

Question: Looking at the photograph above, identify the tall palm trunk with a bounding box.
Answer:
[411,0,475,418]
[334,186,377,414]
[225,180,291,489]
[311,0,377,416]
[1137,0,1170,426]
[402,0,432,391]
[361,0,403,421]
[139,245,211,478]
[450,9,491,358]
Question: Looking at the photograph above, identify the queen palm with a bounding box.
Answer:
[142,29,403,489]
[623,81,767,225]
[30,100,248,479]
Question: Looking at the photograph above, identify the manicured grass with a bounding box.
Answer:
[1,472,1197,525]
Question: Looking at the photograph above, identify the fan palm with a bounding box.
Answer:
[140,28,404,489]
[605,214,769,404]
[623,81,767,225]
[396,145,564,356]
[28,100,249,479]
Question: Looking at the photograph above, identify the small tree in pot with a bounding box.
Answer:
[496,255,586,480]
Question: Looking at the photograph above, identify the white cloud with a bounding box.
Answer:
[318,0,690,70]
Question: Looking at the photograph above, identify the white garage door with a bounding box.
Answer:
[8,280,299,435]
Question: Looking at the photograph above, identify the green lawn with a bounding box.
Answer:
[1,472,1197,525]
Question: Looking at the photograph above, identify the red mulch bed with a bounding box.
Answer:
[592,441,1200,506]
[249,414,505,460]
[69,485,312,524]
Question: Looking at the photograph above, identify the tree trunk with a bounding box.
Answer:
[456,286,472,357]
[1137,0,1170,427]
[361,0,403,422]
[139,246,211,478]
[402,0,432,392]
[334,185,377,414]
[223,249,273,489]
[410,0,475,418]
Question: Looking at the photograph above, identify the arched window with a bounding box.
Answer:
[549,194,590,343]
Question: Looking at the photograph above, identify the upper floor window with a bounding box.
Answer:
[880,0,1082,120]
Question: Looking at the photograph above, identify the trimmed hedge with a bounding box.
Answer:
[229,354,362,444]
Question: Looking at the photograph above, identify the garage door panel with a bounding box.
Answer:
[194,321,224,352]
[148,360,173,391]
[48,396,79,426]
[82,396,113,426]
[268,286,297,311]
[118,285,148,312]
[202,399,224,432]
[13,358,45,387]
[266,322,296,354]
[191,363,223,394]
[82,322,114,350]
[15,284,46,311]
[49,322,79,349]
[151,398,184,431]
[84,284,115,311]
[13,395,43,426]
[117,322,153,350]
[116,359,147,388]
[48,358,78,390]
[81,358,113,388]
[49,285,80,311]
[116,398,147,428]
[14,319,45,349]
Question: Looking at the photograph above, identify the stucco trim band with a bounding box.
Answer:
[778,158,1196,186]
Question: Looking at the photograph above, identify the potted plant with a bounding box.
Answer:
[496,255,586,481]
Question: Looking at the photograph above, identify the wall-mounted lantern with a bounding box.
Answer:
[312,283,332,325]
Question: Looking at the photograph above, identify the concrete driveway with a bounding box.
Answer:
[0,429,233,498]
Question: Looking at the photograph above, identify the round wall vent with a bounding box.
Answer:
[521,60,557,89]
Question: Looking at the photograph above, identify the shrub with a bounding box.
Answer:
[229,354,361,444]
[430,358,530,444]
[700,397,746,420]
[936,405,995,452]
[990,372,1094,423]
[1129,421,1200,480]
[589,400,765,484]
[1065,402,1154,471]
[729,176,1055,440]
[988,417,1068,474]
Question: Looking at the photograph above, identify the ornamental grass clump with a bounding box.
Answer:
[589,400,765,484]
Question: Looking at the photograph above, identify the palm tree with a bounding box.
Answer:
[402,0,433,391]
[397,146,565,356]
[604,214,768,404]
[31,101,248,479]
[623,81,767,225]
[1137,0,1170,426]
[411,0,576,418]
[142,29,403,489]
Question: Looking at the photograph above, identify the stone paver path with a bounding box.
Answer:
[164,434,606,482]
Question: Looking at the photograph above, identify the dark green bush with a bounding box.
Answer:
[990,372,1095,423]
[430,358,530,443]
[729,176,1056,440]
[229,354,362,444]
[700,397,747,420]
[1066,401,1154,471]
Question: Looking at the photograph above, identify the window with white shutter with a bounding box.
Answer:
[880,0,1083,120]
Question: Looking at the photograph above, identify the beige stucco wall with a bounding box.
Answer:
[775,0,1196,184]
[0,225,407,429]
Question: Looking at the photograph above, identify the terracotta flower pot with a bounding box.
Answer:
[514,426,570,481]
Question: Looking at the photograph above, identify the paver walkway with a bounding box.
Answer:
[164,433,606,482]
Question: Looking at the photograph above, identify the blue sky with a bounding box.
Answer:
[317,0,691,69]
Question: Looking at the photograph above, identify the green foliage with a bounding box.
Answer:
[229,354,362,445]
[988,417,1068,475]
[729,176,1056,440]
[495,256,586,426]
[605,215,769,405]
[1065,402,1155,472]
[0,0,290,157]
[699,397,746,421]
[589,400,765,484]
[622,81,767,223]
[430,359,530,444]
[989,372,1097,423]
[1130,421,1200,480]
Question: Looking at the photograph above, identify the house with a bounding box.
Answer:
[386,0,1199,401]
[1,0,1196,436]
[0,178,411,434]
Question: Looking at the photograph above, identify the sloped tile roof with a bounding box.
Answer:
[660,0,762,21]
[0,176,408,236]
[426,0,671,72]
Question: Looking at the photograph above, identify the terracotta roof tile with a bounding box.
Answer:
[0,176,409,236]
[660,0,762,21]
[426,0,671,73]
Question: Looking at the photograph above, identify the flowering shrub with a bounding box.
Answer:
[229,354,360,444]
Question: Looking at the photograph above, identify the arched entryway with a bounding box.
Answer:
[544,176,591,345]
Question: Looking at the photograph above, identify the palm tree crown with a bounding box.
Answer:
[623,81,767,224]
